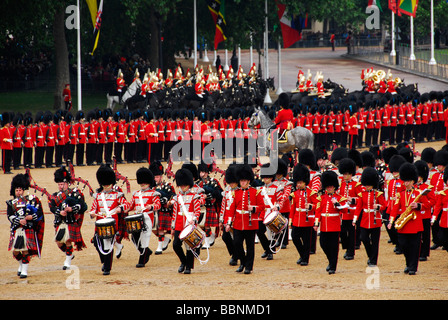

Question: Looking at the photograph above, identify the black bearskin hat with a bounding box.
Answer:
[276,158,288,177]
[434,150,448,167]
[278,92,290,109]
[361,167,379,189]
[10,173,30,196]
[292,163,310,185]
[260,163,276,179]
[398,147,413,163]
[136,167,154,186]
[421,147,436,165]
[181,162,199,180]
[348,149,363,168]
[330,147,348,165]
[149,161,164,176]
[197,161,212,173]
[399,163,418,183]
[414,160,429,182]
[388,155,407,173]
[96,164,116,186]
[54,166,72,183]
[369,145,382,160]
[175,168,194,187]
[225,165,239,185]
[338,158,356,175]
[382,147,398,165]
[361,151,376,168]
[299,148,316,168]
[321,170,339,190]
[237,164,254,182]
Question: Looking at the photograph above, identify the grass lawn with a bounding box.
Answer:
[0,91,108,117]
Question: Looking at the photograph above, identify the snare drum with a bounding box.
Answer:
[263,210,287,234]
[95,218,117,239]
[124,213,144,234]
[179,224,205,249]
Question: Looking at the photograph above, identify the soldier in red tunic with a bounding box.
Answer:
[354,167,386,267]
[171,168,202,274]
[314,170,347,274]
[274,93,293,140]
[226,164,265,274]
[389,163,431,275]
[63,84,72,111]
[290,163,318,266]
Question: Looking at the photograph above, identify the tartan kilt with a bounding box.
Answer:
[8,219,45,257]
[55,215,86,250]
[204,204,219,228]
[157,209,173,232]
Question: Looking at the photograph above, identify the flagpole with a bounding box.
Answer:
[410,16,415,61]
[250,33,253,66]
[276,40,283,94]
[77,0,82,111]
[194,0,198,68]
[390,10,396,58]
[264,0,272,104]
[429,0,436,65]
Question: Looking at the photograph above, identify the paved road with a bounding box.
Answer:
[209,47,447,96]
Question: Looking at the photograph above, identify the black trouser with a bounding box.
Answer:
[340,131,348,148]
[23,147,33,168]
[2,149,12,173]
[389,126,396,145]
[319,231,340,271]
[420,218,431,259]
[291,226,312,263]
[126,142,136,163]
[55,145,65,166]
[96,143,105,164]
[222,229,234,258]
[372,128,379,146]
[360,227,381,265]
[341,220,356,257]
[86,143,96,165]
[13,147,22,169]
[233,229,256,271]
[104,142,113,164]
[358,129,364,148]
[173,230,199,269]
[136,140,146,162]
[35,146,45,168]
[256,221,271,255]
[45,146,54,167]
[76,144,85,166]
[93,235,114,273]
[396,124,405,144]
[65,144,75,164]
[365,128,372,147]
[131,231,152,266]
[114,142,124,162]
[398,232,422,272]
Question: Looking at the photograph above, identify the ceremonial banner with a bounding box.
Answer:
[206,0,220,24]
[214,0,227,49]
[86,0,104,55]
[276,2,302,48]
[389,0,418,17]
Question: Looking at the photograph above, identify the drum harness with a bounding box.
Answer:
[178,194,210,265]
[261,186,287,254]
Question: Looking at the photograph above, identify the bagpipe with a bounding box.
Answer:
[25,165,55,203]
[202,176,223,207]
[67,160,94,197]
[156,181,176,212]
[113,156,131,193]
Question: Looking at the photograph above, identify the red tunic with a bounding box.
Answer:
[228,187,265,231]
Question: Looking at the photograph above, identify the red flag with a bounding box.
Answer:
[276,2,302,48]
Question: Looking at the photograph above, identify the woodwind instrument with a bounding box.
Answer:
[394,188,430,230]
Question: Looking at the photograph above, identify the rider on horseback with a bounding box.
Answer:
[116,70,125,103]
[274,93,293,141]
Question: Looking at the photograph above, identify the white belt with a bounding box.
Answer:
[295,208,308,212]
[236,209,251,214]
[364,209,377,213]
[321,213,339,217]
[443,208,448,212]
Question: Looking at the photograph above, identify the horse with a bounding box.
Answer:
[106,79,141,111]
[248,106,314,155]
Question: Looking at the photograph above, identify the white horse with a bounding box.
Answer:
[106,79,141,111]
[248,107,314,155]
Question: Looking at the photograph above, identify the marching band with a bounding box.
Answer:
[4,65,448,278]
